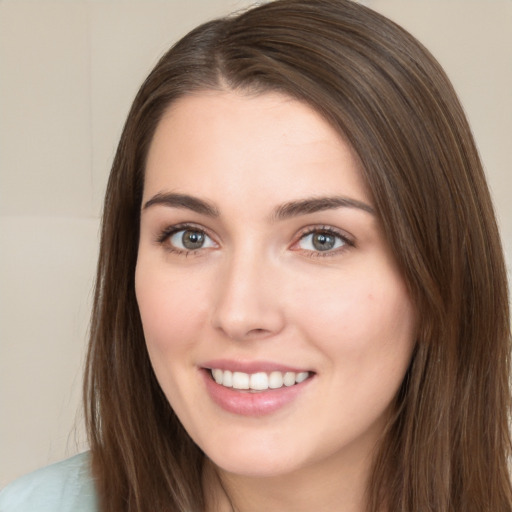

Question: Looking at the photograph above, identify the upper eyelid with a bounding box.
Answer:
[155,224,218,251]
[291,227,354,259]
[158,222,213,238]
[156,224,218,256]
[295,225,354,244]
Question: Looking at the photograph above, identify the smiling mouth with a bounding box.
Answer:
[208,369,313,392]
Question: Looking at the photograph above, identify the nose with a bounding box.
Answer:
[211,250,286,342]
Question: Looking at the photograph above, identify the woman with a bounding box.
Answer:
[1,0,510,510]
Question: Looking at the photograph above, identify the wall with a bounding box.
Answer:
[1,0,511,487]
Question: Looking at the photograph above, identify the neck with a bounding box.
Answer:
[204,448,373,512]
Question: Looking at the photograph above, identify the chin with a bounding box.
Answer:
[197,433,302,478]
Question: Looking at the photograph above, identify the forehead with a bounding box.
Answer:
[143,90,371,209]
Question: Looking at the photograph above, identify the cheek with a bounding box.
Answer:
[134,262,213,417]
[294,267,416,370]
[134,262,208,357]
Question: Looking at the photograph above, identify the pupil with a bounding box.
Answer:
[182,230,204,249]
[313,232,335,251]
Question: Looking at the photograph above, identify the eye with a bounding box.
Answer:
[166,227,216,251]
[296,228,350,254]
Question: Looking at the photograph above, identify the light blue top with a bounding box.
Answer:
[0,452,97,512]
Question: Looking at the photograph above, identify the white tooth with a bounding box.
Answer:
[212,368,223,384]
[295,371,309,383]
[269,371,284,389]
[232,372,250,390]
[223,370,233,387]
[283,372,296,387]
[250,372,269,391]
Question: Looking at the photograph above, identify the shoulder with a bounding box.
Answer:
[0,452,98,512]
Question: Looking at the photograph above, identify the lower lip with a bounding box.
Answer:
[201,369,313,417]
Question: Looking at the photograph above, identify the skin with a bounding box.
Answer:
[135,90,416,511]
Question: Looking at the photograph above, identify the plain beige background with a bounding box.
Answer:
[1,0,511,488]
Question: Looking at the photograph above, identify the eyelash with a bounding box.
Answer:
[155,223,354,258]
[156,223,215,256]
[294,226,354,258]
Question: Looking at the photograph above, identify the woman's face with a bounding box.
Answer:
[135,90,416,479]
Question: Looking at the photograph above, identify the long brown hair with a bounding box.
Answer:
[84,1,512,510]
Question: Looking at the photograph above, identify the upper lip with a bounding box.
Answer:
[201,359,313,374]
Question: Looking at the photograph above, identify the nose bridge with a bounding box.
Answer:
[212,242,284,340]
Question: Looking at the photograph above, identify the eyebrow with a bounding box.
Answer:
[271,196,375,220]
[143,193,220,216]
[142,192,375,219]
